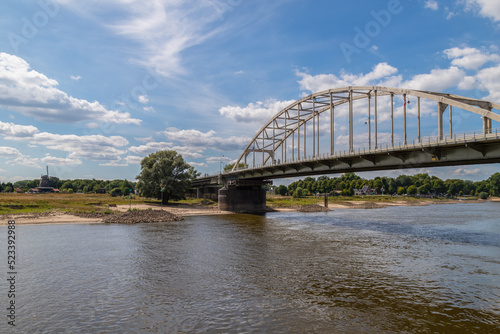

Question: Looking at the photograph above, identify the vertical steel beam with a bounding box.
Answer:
[273,120,276,163]
[368,94,371,150]
[418,97,421,143]
[330,92,334,155]
[284,113,287,162]
[317,104,319,157]
[349,89,353,152]
[449,105,453,137]
[252,142,255,167]
[403,93,407,145]
[313,97,316,158]
[391,93,394,147]
[262,132,264,165]
[374,90,378,149]
[304,115,307,158]
[298,105,301,159]
[438,102,447,140]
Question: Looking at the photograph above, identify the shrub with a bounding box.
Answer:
[479,192,488,200]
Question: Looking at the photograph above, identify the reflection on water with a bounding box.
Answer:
[1,202,499,333]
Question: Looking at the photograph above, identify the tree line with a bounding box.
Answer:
[1,178,136,196]
[274,172,500,199]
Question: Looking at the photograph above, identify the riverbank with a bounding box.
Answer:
[0,194,494,225]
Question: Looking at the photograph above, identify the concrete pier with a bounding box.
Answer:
[218,185,266,213]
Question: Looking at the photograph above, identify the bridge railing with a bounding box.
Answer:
[231,127,500,172]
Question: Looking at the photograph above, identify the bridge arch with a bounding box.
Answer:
[233,86,500,171]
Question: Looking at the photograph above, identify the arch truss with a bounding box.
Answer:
[233,86,500,171]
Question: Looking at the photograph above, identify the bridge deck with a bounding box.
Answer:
[194,130,500,186]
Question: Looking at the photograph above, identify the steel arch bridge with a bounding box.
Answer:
[194,86,500,212]
[233,86,500,172]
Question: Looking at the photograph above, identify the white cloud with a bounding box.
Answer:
[0,121,39,138]
[99,161,129,167]
[219,99,295,123]
[465,0,500,22]
[41,155,82,166]
[188,162,208,167]
[425,1,439,10]
[7,156,41,168]
[296,63,400,92]
[0,121,129,162]
[163,128,250,151]
[143,106,155,113]
[134,136,154,143]
[124,155,143,164]
[403,66,465,91]
[0,53,141,125]
[476,64,500,101]
[0,146,22,158]
[138,95,149,104]
[206,156,233,164]
[128,141,203,159]
[59,0,241,77]
[452,168,481,176]
[70,75,81,81]
[444,47,500,70]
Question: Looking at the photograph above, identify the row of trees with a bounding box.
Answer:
[275,172,500,198]
[1,178,136,196]
[1,150,199,205]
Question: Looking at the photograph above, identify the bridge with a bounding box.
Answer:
[193,86,500,212]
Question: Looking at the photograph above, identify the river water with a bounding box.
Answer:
[1,202,499,333]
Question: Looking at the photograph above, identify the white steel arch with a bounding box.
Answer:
[233,86,500,171]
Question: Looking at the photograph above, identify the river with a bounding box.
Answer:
[1,202,499,333]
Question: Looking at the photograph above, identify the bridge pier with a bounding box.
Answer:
[218,180,268,213]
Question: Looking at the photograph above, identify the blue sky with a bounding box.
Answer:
[1,0,500,184]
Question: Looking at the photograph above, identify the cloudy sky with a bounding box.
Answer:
[1,0,500,183]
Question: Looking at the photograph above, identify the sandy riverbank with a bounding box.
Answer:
[0,198,490,225]
[0,202,233,225]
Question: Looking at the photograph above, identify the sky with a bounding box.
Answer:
[1,0,500,184]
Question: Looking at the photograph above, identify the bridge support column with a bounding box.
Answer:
[218,181,268,213]
[438,102,448,140]
[483,116,492,135]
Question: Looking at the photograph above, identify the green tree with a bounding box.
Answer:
[136,150,199,204]
[276,185,288,196]
[432,179,446,194]
[293,187,304,198]
[417,184,429,195]
[121,180,135,196]
[407,185,417,196]
[397,186,406,195]
[487,172,500,196]
[224,162,247,172]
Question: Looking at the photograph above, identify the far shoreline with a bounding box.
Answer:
[1,197,495,226]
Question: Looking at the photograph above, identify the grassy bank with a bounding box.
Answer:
[0,193,143,215]
[0,193,217,215]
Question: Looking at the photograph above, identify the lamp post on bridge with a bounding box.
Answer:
[220,154,224,174]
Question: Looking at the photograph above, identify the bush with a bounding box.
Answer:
[479,192,488,200]
[110,187,122,197]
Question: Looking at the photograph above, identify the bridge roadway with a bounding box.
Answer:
[193,130,500,187]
